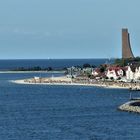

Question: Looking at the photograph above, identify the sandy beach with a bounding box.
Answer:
[11,76,130,89]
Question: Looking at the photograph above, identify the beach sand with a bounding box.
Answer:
[11,76,129,89]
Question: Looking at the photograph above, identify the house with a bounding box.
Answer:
[92,68,100,76]
[126,65,140,81]
[106,67,124,80]
[67,66,82,77]
[91,68,107,80]
[82,67,93,74]
[135,67,140,80]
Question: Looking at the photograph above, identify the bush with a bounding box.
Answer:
[110,77,114,80]
[83,63,91,68]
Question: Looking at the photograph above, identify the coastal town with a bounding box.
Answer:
[14,29,140,91]
[13,28,140,114]
[2,1,140,139]
[13,59,140,90]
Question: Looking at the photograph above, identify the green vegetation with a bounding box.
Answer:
[114,57,140,66]
[83,63,96,68]
[12,66,65,71]
[83,63,91,68]
[99,64,107,73]
[13,66,42,71]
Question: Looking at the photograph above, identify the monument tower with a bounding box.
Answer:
[122,28,134,59]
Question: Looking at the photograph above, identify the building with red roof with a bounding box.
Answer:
[106,67,124,80]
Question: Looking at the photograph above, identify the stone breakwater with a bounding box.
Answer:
[118,100,140,113]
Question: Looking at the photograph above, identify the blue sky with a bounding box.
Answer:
[0,0,140,59]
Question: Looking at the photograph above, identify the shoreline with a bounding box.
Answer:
[11,77,129,89]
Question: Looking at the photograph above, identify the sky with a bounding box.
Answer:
[0,0,140,59]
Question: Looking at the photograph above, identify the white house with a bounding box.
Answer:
[92,68,100,76]
[106,67,124,80]
[134,67,140,80]
[126,66,134,80]
[126,66,140,81]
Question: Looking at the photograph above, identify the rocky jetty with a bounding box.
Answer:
[119,100,140,113]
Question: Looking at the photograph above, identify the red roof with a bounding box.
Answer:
[93,68,100,73]
[108,67,122,71]
[107,67,123,77]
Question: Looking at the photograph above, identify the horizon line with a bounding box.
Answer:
[0,58,118,60]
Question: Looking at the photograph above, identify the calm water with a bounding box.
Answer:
[0,59,139,140]
[0,72,140,140]
[0,59,113,70]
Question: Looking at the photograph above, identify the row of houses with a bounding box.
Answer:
[67,64,140,82]
[67,66,93,78]
[92,65,140,81]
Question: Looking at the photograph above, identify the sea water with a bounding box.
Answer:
[0,60,139,139]
[0,59,112,70]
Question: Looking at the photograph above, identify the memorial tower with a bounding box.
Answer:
[122,28,134,59]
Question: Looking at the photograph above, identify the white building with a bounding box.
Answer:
[135,67,140,80]
[106,67,124,80]
[92,68,100,76]
[126,66,134,80]
[126,66,140,81]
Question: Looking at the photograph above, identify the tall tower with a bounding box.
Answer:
[122,28,134,59]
